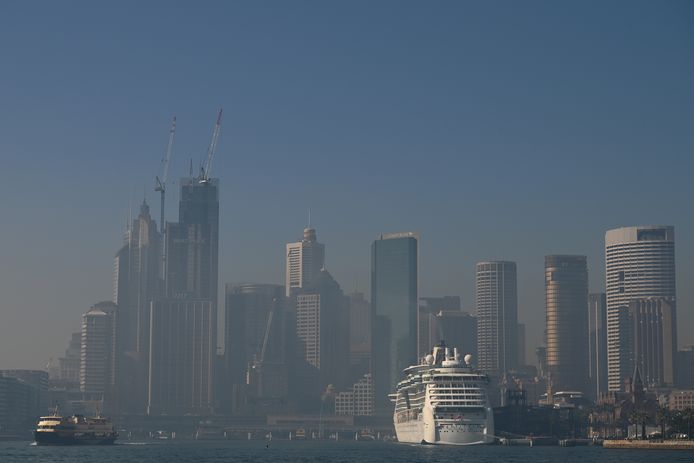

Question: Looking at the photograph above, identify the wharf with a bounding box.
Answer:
[603,440,694,450]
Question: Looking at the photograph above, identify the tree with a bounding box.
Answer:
[656,407,670,438]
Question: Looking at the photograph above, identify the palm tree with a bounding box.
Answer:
[656,407,670,439]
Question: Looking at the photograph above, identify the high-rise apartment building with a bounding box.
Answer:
[80,302,117,404]
[605,226,676,391]
[147,299,215,415]
[545,255,589,393]
[476,261,518,378]
[588,293,608,398]
[628,297,676,388]
[371,232,418,410]
[285,227,325,297]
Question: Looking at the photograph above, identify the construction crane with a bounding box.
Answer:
[199,108,223,184]
[155,116,176,268]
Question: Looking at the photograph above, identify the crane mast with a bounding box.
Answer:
[155,116,176,272]
[199,108,223,184]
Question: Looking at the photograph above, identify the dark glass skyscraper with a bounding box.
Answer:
[147,177,219,416]
[165,178,219,301]
[371,232,418,411]
[545,255,589,393]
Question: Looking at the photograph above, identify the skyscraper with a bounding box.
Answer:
[113,199,161,412]
[294,269,349,388]
[147,177,220,415]
[371,232,418,409]
[165,177,219,301]
[588,293,608,398]
[80,302,117,407]
[147,299,215,415]
[545,255,589,393]
[605,226,676,391]
[224,284,286,387]
[628,297,676,388]
[285,227,325,297]
[475,261,518,378]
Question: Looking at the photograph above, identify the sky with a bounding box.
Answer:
[0,1,692,369]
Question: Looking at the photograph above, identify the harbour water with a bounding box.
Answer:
[1,440,692,463]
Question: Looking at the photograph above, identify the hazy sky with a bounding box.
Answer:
[1,1,692,369]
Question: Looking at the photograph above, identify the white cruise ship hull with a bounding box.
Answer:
[395,418,494,445]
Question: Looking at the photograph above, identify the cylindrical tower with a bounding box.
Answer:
[545,255,589,393]
[605,225,676,391]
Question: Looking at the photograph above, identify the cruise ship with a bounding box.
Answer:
[391,342,495,445]
[34,409,117,445]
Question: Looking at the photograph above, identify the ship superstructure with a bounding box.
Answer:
[34,409,117,445]
[391,342,495,445]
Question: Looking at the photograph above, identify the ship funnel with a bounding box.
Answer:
[445,347,451,360]
[454,348,460,362]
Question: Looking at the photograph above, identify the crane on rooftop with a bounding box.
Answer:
[199,108,223,184]
[155,116,176,268]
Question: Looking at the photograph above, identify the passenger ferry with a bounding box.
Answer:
[34,408,117,445]
[391,342,495,445]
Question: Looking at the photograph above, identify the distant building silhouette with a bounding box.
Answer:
[285,227,325,297]
[223,283,288,414]
[476,261,518,378]
[112,198,161,413]
[347,292,371,380]
[418,296,461,356]
[605,226,676,391]
[371,232,418,412]
[58,332,82,387]
[545,255,588,393]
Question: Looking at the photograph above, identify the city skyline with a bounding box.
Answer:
[1,1,694,369]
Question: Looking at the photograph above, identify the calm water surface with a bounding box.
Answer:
[1,440,692,463]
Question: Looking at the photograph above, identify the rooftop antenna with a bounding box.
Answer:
[189,158,193,177]
[308,208,312,228]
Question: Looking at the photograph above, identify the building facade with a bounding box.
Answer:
[371,232,418,411]
[588,293,608,399]
[605,226,676,391]
[285,227,325,297]
[476,261,518,378]
[294,269,349,389]
[628,297,676,388]
[545,255,589,393]
[147,299,215,415]
[80,302,117,405]
[112,199,161,413]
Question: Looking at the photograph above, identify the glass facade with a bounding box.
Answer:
[371,233,418,410]
[545,255,589,393]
